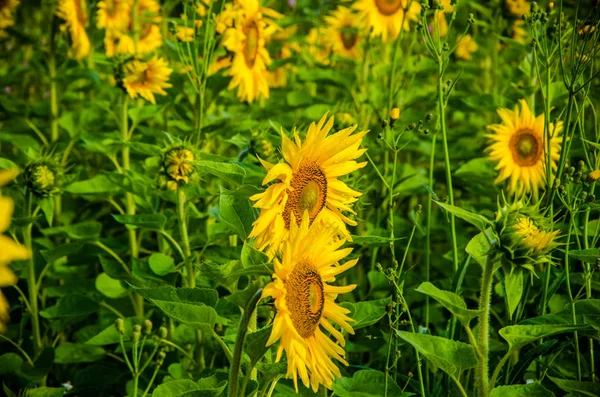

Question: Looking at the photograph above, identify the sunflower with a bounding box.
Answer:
[122,56,173,104]
[354,0,420,43]
[0,0,19,36]
[0,169,31,332]
[176,26,194,42]
[263,213,357,392]
[324,6,362,60]
[305,27,331,66]
[512,20,528,44]
[96,0,130,31]
[249,113,367,254]
[455,34,477,60]
[513,216,559,253]
[221,0,281,103]
[505,0,529,17]
[56,0,90,60]
[486,99,563,196]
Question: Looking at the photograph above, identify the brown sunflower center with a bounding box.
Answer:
[244,22,260,68]
[340,26,358,50]
[509,129,543,166]
[0,0,9,10]
[285,260,325,338]
[282,161,328,229]
[375,0,403,16]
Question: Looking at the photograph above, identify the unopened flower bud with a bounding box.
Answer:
[158,326,168,339]
[143,319,153,335]
[115,318,125,335]
[426,113,433,122]
[156,350,167,366]
[163,146,195,184]
[132,325,142,343]
[25,160,59,197]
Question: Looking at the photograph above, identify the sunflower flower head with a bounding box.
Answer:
[324,6,362,60]
[0,0,20,37]
[505,0,530,17]
[0,168,31,332]
[122,56,173,104]
[96,0,130,31]
[354,0,421,43]
[24,159,61,198]
[494,199,558,275]
[263,212,357,392]
[162,145,196,185]
[455,34,478,60]
[57,0,90,60]
[249,113,367,255]
[485,99,563,197]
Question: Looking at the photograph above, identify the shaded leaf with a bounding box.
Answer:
[55,343,106,364]
[490,383,556,397]
[498,324,590,349]
[415,282,482,324]
[341,297,391,330]
[548,376,600,397]
[333,369,409,397]
[435,201,492,232]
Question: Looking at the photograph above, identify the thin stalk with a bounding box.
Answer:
[437,59,459,273]
[489,350,512,389]
[23,191,42,358]
[476,256,495,397]
[141,363,161,397]
[425,132,437,329]
[450,375,469,397]
[239,362,255,397]
[0,334,34,366]
[49,17,59,143]
[565,212,582,381]
[228,289,263,397]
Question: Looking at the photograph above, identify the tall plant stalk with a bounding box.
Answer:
[23,191,42,358]
[476,256,495,397]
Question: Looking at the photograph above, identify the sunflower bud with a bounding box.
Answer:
[390,107,400,121]
[162,146,195,184]
[24,160,59,197]
[587,170,600,182]
[494,200,558,275]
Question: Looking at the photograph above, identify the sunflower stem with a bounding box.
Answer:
[228,289,263,397]
[476,255,495,397]
[23,190,42,359]
[565,211,582,381]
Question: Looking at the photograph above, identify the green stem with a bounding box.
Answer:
[565,211,582,381]
[239,362,255,397]
[450,375,469,397]
[49,18,59,143]
[228,289,263,397]
[141,363,161,397]
[489,350,512,389]
[176,186,194,287]
[133,375,139,397]
[23,191,42,358]
[477,256,495,397]
[437,58,459,273]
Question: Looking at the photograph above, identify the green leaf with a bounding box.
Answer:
[414,282,482,324]
[548,376,600,397]
[245,326,272,364]
[39,196,54,226]
[95,273,128,299]
[505,268,524,320]
[65,174,122,194]
[41,221,102,240]
[129,104,161,125]
[490,383,556,397]
[333,370,408,397]
[112,213,167,230]
[455,158,497,180]
[149,253,176,275]
[134,286,218,307]
[40,242,84,262]
[341,297,391,330]
[21,387,67,397]
[219,186,255,239]
[435,201,492,232]
[465,228,496,268]
[240,242,269,268]
[196,160,251,185]
[498,324,590,349]
[86,317,145,345]
[151,377,227,397]
[351,235,404,245]
[568,248,600,263]
[396,331,477,378]
[40,295,100,319]
[54,343,106,364]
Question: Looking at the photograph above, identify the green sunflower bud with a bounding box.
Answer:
[494,200,558,275]
[24,160,60,197]
[162,145,195,184]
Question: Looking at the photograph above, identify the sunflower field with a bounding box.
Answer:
[1,0,600,395]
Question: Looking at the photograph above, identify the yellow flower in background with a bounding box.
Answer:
[123,56,173,104]
[163,147,195,184]
[512,20,528,44]
[266,26,300,88]
[0,169,31,333]
[0,0,19,36]
[305,27,331,66]
[486,99,563,196]
[263,213,357,392]
[249,113,367,254]
[505,0,529,17]
[176,26,194,42]
[354,0,420,43]
[513,216,559,253]
[324,6,362,60]
[435,0,454,37]
[221,0,281,103]
[455,34,477,60]
[57,0,90,60]
[96,0,130,31]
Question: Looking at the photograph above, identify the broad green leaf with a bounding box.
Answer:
[219,186,255,239]
[333,370,408,397]
[240,242,269,268]
[341,297,391,330]
[396,331,477,378]
[490,383,556,397]
[245,327,272,364]
[568,248,600,262]
[40,295,99,319]
[39,196,54,226]
[455,158,497,180]
[21,387,66,397]
[41,221,102,240]
[95,273,127,299]
[55,343,106,364]
[151,377,227,397]
[112,213,166,230]
[128,142,162,156]
[129,104,161,125]
[40,242,84,262]
[414,282,482,324]
[86,317,145,345]
[134,286,218,307]
[195,160,248,185]
[548,376,600,397]
[149,253,176,275]
[351,235,404,245]
[65,174,122,194]
[435,201,492,232]
[498,324,590,349]
[505,268,524,320]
